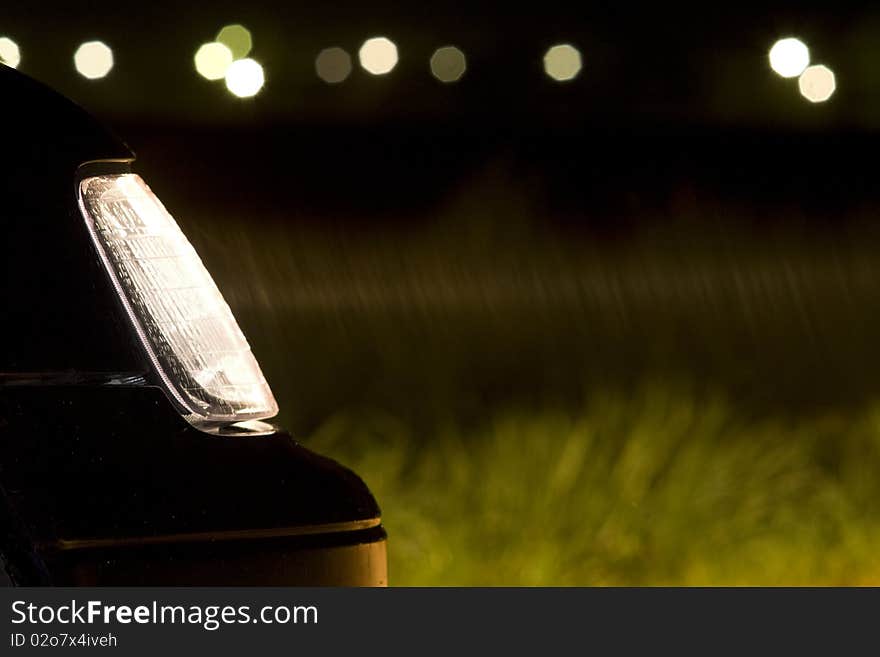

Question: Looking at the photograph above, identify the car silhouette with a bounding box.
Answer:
[0,65,386,586]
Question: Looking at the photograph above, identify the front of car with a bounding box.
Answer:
[0,65,386,585]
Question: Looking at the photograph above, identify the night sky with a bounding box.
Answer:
[1,3,877,129]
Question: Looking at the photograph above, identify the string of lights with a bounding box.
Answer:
[0,26,836,104]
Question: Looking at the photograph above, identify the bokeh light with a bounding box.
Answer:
[315,47,352,84]
[194,42,234,81]
[0,37,20,68]
[358,37,398,75]
[543,44,582,82]
[216,24,252,60]
[74,41,114,79]
[798,64,836,103]
[768,38,810,78]
[224,57,264,98]
[430,46,467,83]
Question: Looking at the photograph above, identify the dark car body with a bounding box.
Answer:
[0,65,386,585]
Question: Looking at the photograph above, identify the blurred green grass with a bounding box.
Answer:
[178,171,880,584]
[309,386,880,585]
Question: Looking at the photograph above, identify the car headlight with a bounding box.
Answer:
[78,173,278,429]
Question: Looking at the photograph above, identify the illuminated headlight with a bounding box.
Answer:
[78,173,278,427]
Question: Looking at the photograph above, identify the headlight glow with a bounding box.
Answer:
[78,173,278,428]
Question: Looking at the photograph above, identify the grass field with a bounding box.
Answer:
[176,171,880,585]
[309,387,880,585]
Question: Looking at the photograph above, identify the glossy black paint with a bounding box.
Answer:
[0,386,382,584]
[0,65,142,374]
[0,67,384,585]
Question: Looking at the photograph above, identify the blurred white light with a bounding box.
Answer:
[0,36,21,68]
[359,37,398,75]
[74,41,114,79]
[194,42,234,80]
[768,38,809,78]
[315,47,352,84]
[224,57,264,98]
[216,24,252,60]
[543,43,582,82]
[798,64,836,103]
[430,45,467,83]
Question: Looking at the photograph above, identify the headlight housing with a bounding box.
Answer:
[78,173,278,428]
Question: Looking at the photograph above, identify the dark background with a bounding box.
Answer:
[9,3,880,583]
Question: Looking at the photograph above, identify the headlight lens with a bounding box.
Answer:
[78,173,278,427]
